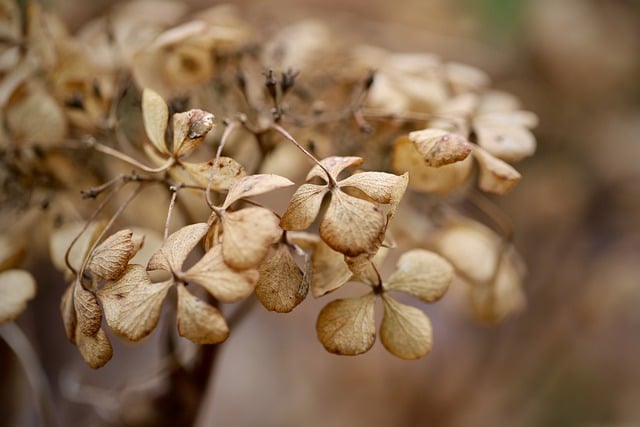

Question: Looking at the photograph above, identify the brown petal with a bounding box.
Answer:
[147,223,209,273]
[97,265,171,341]
[473,146,522,195]
[316,293,376,356]
[73,280,102,337]
[88,229,140,281]
[474,123,536,163]
[385,249,453,303]
[319,191,385,257]
[311,240,352,297]
[256,245,307,313]
[380,295,432,360]
[306,156,363,182]
[0,270,36,324]
[76,327,113,369]
[221,207,281,270]
[141,88,169,155]
[183,244,258,302]
[408,128,473,167]
[176,284,229,344]
[280,184,327,231]
[392,136,473,194]
[172,109,215,158]
[178,157,246,190]
[49,221,106,273]
[223,174,294,208]
[345,246,388,286]
[60,283,76,342]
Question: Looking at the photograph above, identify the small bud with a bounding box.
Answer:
[280,68,299,95]
[264,69,278,101]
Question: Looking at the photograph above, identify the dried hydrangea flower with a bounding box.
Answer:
[316,249,453,359]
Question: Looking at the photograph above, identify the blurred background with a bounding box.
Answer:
[3,0,640,426]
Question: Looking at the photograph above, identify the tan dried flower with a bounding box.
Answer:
[280,156,408,257]
[316,249,453,359]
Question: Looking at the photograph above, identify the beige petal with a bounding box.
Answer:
[474,123,536,163]
[432,220,500,285]
[183,245,258,302]
[316,293,376,356]
[256,245,307,313]
[473,146,522,195]
[176,284,229,344]
[475,110,538,129]
[172,109,215,158]
[280,184,327,230]
[345,246,389,286]
[385,249,453,303]
[141,88,169,155]
[0,236,25,271]
[50,221,106,273]
[380,295,432,360]
[88,229,140,281]
[76,327,113,369]
[445,62,491,93]
[311,240,352,297]
[178,157,246,190]
[0,270,36,324]
[222,174,294,208]
[147,223,209,273]
[319,191,385,257]
[221,207,281,270]
[392,136,473,194]
[306,156,363,182]
[74,281,102,337]
[408,128,473,167]
[97,265,171,341]
[60,283,76,342]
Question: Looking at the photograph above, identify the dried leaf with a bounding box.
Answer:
[221,207,281,270]
[223,174,294,208]
[73,281,102,337]
[178,157,246,190]
[319,191,385,257]
[473,146,522,195]
[306,156,363,182]
[60,283,76,342]
[385,249,453,303]
[141,88,169,155]
[176,284,229,344]
[147,223,209,272]
[380,296,432,359]
[97,265,171,341]
[311,240,352,297]
[88,229,140,281]
[316,293,376,356]
[392,136,473,194]
[280,184,327,230]
[172,109,215,158]
[183,245,258,302]
[76,327,112,369]
[256,245,307,313]
[0,270,36,324]
[50,221,106,273]
[408,128,473,167]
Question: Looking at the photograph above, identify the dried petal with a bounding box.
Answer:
[345,247,388,286]
[319,191,385,257]
[178,157,246,190]
[256,245,307,313]
[60,283,76,342]
[311,240,352,297]
[76,327,112,369]
[445,62,491,93]
[474,122,536,163]
[408,128,473,167]
[73,281,102,337]
[380,296,432,360]
[306,156,363,182]
[147,223,209,272]
[97,265,171,341]
[280,184,327,230]
[176,284,229,344]
[88,229,140,280]
[392,136,473,194]
[141,88,169,155]
[221,207,281,270]
[183,245,258,302]
[223,174,294,208]
[172,109,215,158]
[316,293,376,356]
[0,236,26,273]
[0,270,36,324]
[473,146,522,195]
[385,249,453,303]
[50,221,106,273]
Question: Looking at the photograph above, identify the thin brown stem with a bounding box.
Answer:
[206,120,240,209]
[87,137,175,173]
[164,185,180,242]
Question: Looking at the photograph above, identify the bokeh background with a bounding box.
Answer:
[2,0,640,426]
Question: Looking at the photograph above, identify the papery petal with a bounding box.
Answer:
[177,157,245,190]
[223,174,294,208]
[147,223,209,273]
[76,327,112,369]
[385,249,453,303]
[311,240,352,297]
[280,184,327,230]
[473,146,521,195]
[256,245,307,313]
[176,284,229,344]
[172,109,215,158]
[88,229,141,281]
[408,128,473,167]
[141,88,169,155]
[380,295,432,360]
[306,156,363,182]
